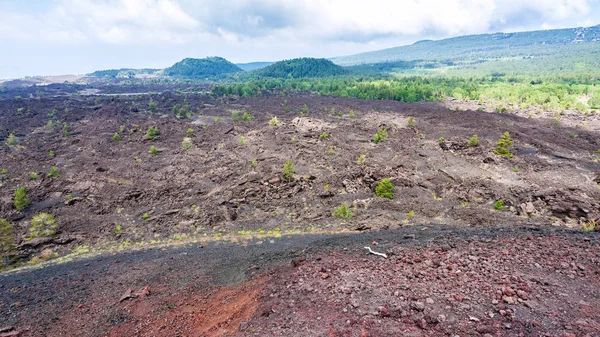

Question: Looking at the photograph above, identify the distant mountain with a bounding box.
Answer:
[252,58,348,78]
[332,25,600,66]
[236,62,274,71]
[88,68,160,78]
[163,57,243,78]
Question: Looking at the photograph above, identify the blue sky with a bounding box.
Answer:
[1,0,599,79]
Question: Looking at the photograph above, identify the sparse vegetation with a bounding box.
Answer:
[494,199,505,211]
[319,132,329,139]
[148,100,157,113]
[333,202,354,218]
[148,145,158,155]
[6,132,18,146]
[239,135,246,145]
[493,132,514,158]
[28,212,58,239]
[114,224,123,233]
[357,154,367,165]
[1,168,7,175]
[142,213,150,220]
[48,166,60,178]
[13,187,29,211]
[182,137,193,150]
[375,178,394,199]
[0,218,15,266]
[468,134,480,147]
[251,158,258,169]
[282,161,295,181]
[112,132,122,141]
[146,126,159,140]
[407,210,415,219]
[48,150,55,157]
[242,111,255,121]
[268,117,281,126]
[29,172,38,180]
[373,128,388,144]
[186,128,194,137]
[349,110,355,118]
[407,117,415,127]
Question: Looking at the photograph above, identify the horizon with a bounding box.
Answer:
[1,0,599,79]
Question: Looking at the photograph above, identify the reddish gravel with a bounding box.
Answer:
[241,234,600,337]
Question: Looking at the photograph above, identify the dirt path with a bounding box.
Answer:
[1,226,598,336]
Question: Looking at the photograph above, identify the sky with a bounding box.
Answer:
[0,0,599,79]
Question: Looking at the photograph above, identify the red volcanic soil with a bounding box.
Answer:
[0,226,598,337]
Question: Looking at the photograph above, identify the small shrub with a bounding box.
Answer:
[468,134,480,147]
[148,145,158,155]
[182,137,193,150]
[0,218,15,266]
[242,111,255,121]
[319,132,329,139]
[282,161,295,181]
[301,104,309,115]
[407,210,415,219]
[349,110,355,119]
[146,126,159,140]
[114,224,123,233]
[375,178,394,199]
[48,166,59,178]
[231,110,241,122]
[327,148,334,155]
[28,212,58,238]
[357,154,366,165]
[112,132,122,141]
[148,100,157,113]
[6,133,18,146]
[333,202,354,218]
[493,132,514,158]
[268,117,281,126]
[439,137,445,142]
[251,158,258,169]
[186,128,194,137]
[407,117,415,127]
[513,166,519,173]
[1,168,7,175]
[40,248,57,261]
[494,199,505,211]
[142,213,150,220]
[13,187,29,211]
[582,219,597,232]
[239,135,246,145]
[418,133,424,139]
[373,128,388,144]
[48,150,55,157]
[29,172,38,180]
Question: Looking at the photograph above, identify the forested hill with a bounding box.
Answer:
[251,58,349,78]
[333,24,600,65]
[163,57,243,78]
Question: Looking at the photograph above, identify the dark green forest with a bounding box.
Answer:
[163,57,243,78]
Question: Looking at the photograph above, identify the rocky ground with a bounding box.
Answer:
[1,86,599,264]
[0,226,598,337]
[0,84,599,336]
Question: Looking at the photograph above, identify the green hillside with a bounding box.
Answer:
[163,57,243,78]
[252,58,348,78]
[333,25,600,76]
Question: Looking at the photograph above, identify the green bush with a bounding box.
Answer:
[48,166,60,178]
[357,154,366,165]
[282,161,295,181]
[349,110,356,119]
[373,128,388,144]
[468,134,480,147]
[148,145,158,155]
[0,218,15,266]
[319,132,329,139]
[148,100,157,113]
[375,178,394,199]
[494,199,505,211]
[242,111,255,121]
[186,128,194,137]
[14,188,29,211]
[6,133,18,146]
[146,126,159,140]
[29,172,38,180]
[182,137,193,150]
[251,158,258,168]
[28,213,58,238]
[333,202,354,218]
[48,150,55,157]
[407,117,415,127]
[112,132,122,141]
[1,168,7,175]
[268,117,281,126]
[493,132,513,158]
